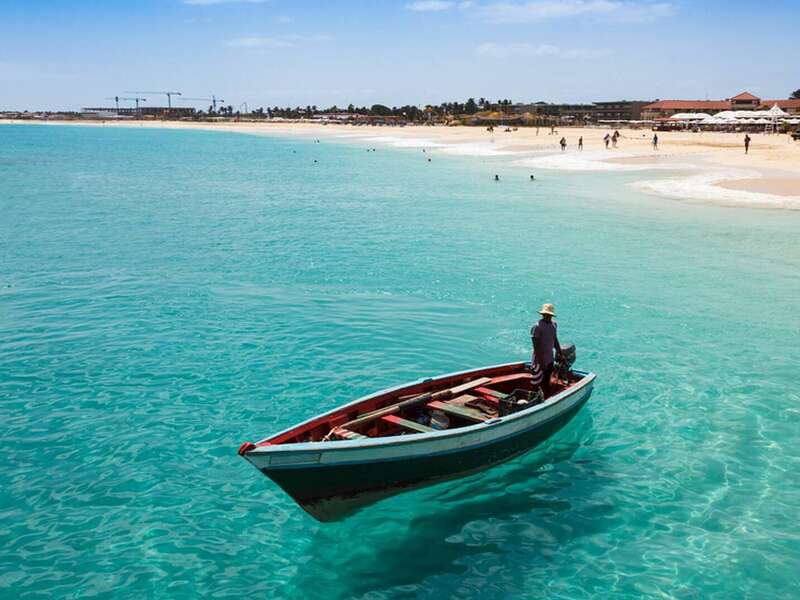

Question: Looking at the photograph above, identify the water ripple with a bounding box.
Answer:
[2,124,800,598]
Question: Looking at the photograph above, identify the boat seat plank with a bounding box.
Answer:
[474,386,507,399]
[382,414,436,434]
[449,394,479,406]
[489,373,533,385]
[427,400,488,422]
[333,427,368,440]
[448,377,492,395]
[340,377,494,431]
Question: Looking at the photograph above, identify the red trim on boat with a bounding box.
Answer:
[238,441,257,455]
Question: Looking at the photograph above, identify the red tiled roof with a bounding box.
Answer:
[643,100,730,110]
[731,91,760,101]
[761,99,800,108]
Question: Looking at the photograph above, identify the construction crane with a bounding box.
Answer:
[105,96,121,113]
[119,97,147,118]
[181,95,225,112]
[126,91,182,109]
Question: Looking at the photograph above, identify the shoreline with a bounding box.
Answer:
[3,118,800,209]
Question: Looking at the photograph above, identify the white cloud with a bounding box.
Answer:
[225,34,332,48]
[609,1,674,22]
[405,1,456,11]
[475,42,610,58]
[474,1,674,23]
[184,0,267,4]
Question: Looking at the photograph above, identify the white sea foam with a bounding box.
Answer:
[438,142,520,157]
[514,151,694,172]
[631,170,800,209]
[348,135,446,149]
[339,134,523,156]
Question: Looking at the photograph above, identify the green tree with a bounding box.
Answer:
[370,104,392,116]
[791,89,800,99]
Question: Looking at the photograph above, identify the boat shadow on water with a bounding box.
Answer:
[282,410,611,599]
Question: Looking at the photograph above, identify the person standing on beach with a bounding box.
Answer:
[578,136,583,150]
[652,134,658,150]
[744,134,751,154]
[612,130,619,148]
[530,303,562,398]
[560,137,567,152]
[604,133,610,149]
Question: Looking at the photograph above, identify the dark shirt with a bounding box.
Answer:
[531,319,559,368]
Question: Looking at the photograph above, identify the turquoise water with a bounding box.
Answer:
[2,123,799,599]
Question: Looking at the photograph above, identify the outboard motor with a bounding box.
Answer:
[554,343,576,380]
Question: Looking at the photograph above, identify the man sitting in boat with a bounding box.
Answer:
[531,303,562,397]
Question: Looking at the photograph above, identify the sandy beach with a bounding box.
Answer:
[4,119,800,209]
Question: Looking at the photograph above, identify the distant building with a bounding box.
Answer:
[592,100,651,122]
[81,108,131,119]
[641,100,730,119]
[513,102,595,121]
[82,106,196,119]
[729,91,761,110]
[642,92,800,119]
[513,100,652,122]
[139,106,196,118]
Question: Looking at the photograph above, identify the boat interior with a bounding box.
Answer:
[261,364,584,446]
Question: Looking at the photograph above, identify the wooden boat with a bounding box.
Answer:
[238,360,595,521]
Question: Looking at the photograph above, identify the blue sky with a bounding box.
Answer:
[1,0,797,111]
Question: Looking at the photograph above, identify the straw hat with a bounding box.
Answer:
[538,303,556,317]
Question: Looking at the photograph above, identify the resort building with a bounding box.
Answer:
[512,102,595,122]
[592,101,650,122]
[642,92,800,120]
[512,100,652,122]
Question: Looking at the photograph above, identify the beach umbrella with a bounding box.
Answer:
[669,112,712,121]
[768,104,788,117]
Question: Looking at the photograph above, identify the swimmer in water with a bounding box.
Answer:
[530,174,535,181]
[494,174,500,181]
